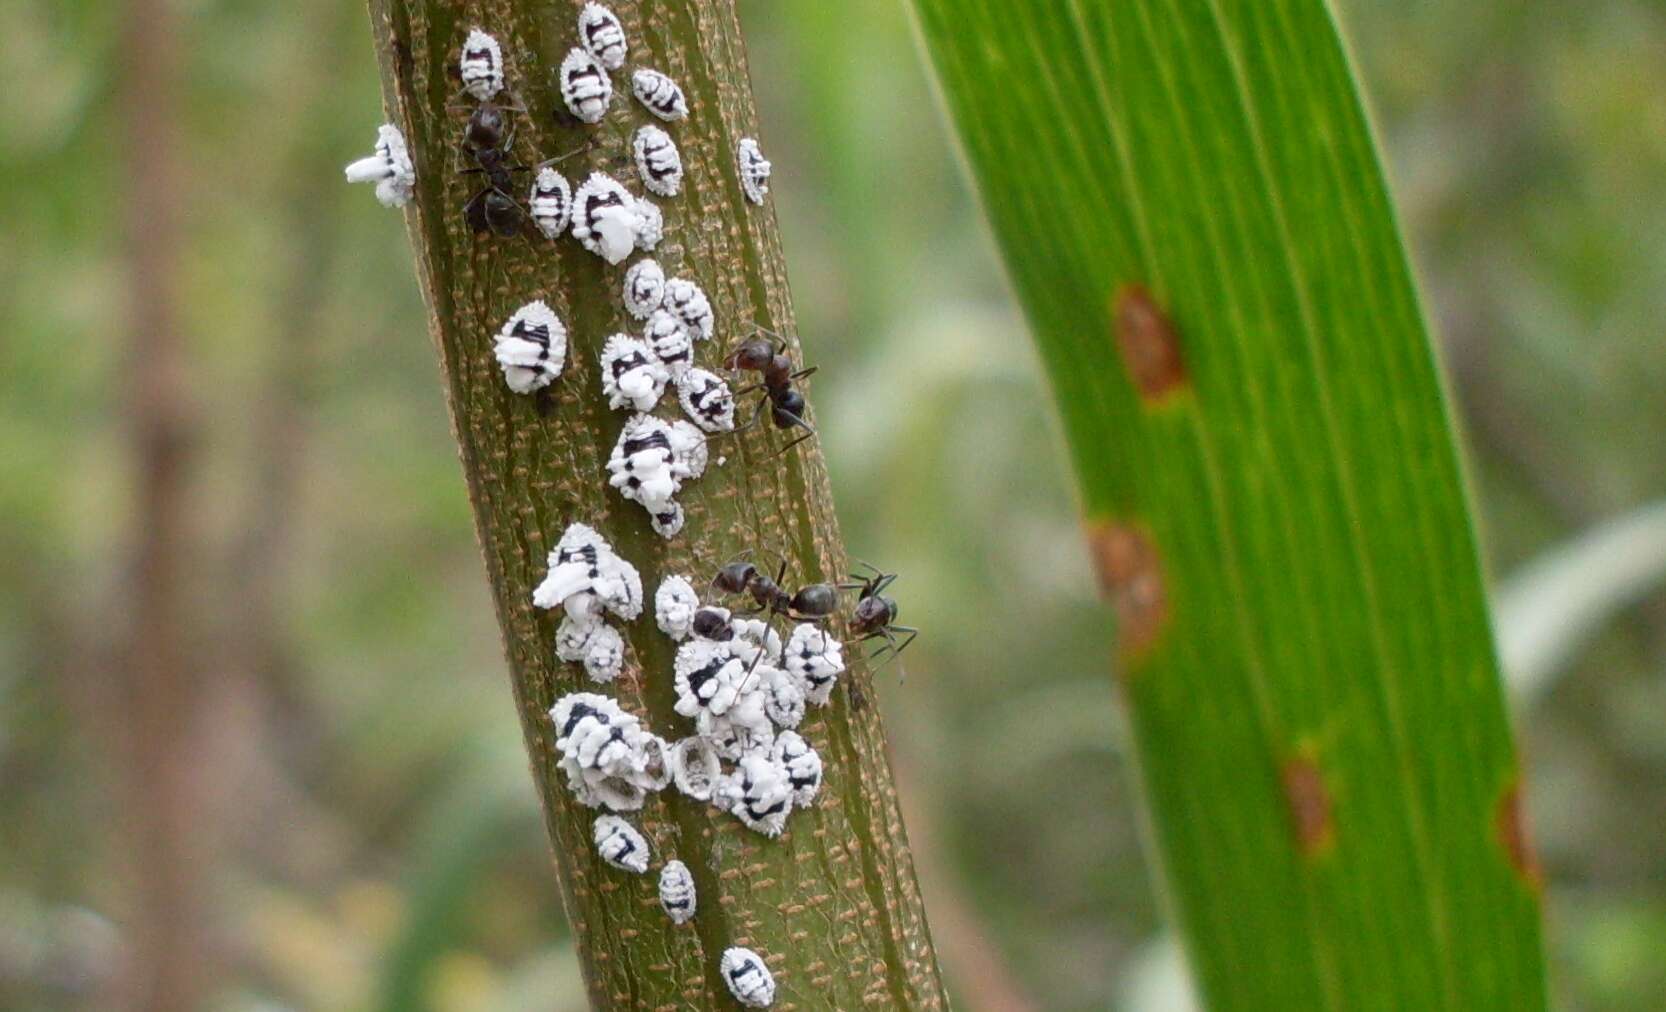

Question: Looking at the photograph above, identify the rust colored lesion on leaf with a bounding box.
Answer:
[1280,754,1335,858]
[1496,778,1543,890]
[1113,284,1189,404]
[1085,521,1169,663]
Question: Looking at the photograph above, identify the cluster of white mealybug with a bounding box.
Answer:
[533,524,643,682]
[737,137,771,205]
[494,300,567,394]
[633,125,683,197]
[721,947,777,1008]
[550,692,669,811]
[344,124,415,208]
[460,28,506,101]
[632,69,689,121]
[605,414,707,538]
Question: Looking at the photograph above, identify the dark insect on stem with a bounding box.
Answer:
[723,327,819,456]
[840,560,917,670]
[711,555,838,684]
[454,99,532,237]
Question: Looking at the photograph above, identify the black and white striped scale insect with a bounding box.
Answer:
[632,68,688,121]
[528,164,573,239]
[658,859,696,924]
[644,310,693,376]
[632,125,683,197]
[493,300,566,394]
[676,367,736,432]
[662,277,713,341]
[577,3,628,70]
[720,947,776,1008]
[572,172,641,264]
[592,814,649,874]
[599,334,668,412]
[458,28,504,101]
[737,137,772,204]
[559,47,613,124]
[622,258,667,320]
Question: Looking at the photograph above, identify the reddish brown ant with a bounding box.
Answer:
[723,327,818,455]
[712,555,839,679]
[841,561,917,666]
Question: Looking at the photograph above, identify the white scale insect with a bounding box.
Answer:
[622,259,667,320]
[593,814,650,874]
[632,68,688,121]
[658,859,696,924]
[784,623,845,705]
[493,300,567,394]
[572,172,645,265]
[720,751,793,837]
[633,125,684,197]
[599,334,670,412]
[773,730,822,807]
[643,310,693,377]
[459,28,505,101]
[634,197,665,252]
[577,3,628,71]
[343,124,416,209]
[555,615,625,683]
[737,137,772,205]
[720,947,776,1008]
[559,47,613,124]
[661,277,714,342]
[529,166,574,239]
[655,575,700,640]
[676,367,737,433]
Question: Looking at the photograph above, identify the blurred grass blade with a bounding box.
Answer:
[910,1,1547,1008]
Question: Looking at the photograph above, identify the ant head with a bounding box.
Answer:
[714,561,757,594]
[691,608,734,641]
[465,103,507,149]
[725,338,774,372]
[792,583,840,618]
[852,594,891,631]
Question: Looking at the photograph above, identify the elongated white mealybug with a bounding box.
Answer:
[676,368,737,433]
[659,860,696,924]
[622,259,667,319]
[559,48,612,124]
[599,334,670,412]
[632,68,688,121]
[634,197,664,251]
[655,575,700,640]
[577,3,627,71]
[493,300,566,394]
[644,310,693,376]
[579,621,625,683]
[529,166,573,239]
[737,137,771,204]
[720,948,776,1008]
[459,29,505,101]
[785,623,845,705]
[661,277,713,341]
[344,124,415,208]
[593,814,650,874]
[533,523,643,621]
[773,730,822,806]
[720,752,793,837]
[549,691,662,811]
[571,172,640,264]
[632,125,684,197]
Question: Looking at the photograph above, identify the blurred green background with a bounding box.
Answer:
[3,1,1665,1009]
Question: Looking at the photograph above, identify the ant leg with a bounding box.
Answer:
[788,365,819,382]
[463,189,490,233]
[871,572,898,596]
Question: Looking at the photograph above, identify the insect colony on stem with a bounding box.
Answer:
[345,10,913,1003]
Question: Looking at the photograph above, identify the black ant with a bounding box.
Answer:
[712,556,839,677]
[723,328,818,455]
[841,561,917,665]
[456,100,531,237]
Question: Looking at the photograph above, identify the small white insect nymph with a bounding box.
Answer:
[631,68,689,121]
[632,125,684,197]
[622,259,667,319]
[658,860,697,925]
[493,300,567,394]
[593,814,650,874]
[721,752,794,837]
[676,368,737,433]
[736,138,772,204]
[344,124,415,208]
[577,3,628,70]
[459,29,505,101]
[785,624,846,705]
[644,310,693,376]
[655,575,700,640]
[572,172,641,264]
[719,947,776,1008]
[773,730,823,806]
[559,48,613,124]
[599,334,670,412]
[528,166,574,239]
[661,278,714,342]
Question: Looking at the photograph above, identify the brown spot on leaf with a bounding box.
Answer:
[1113,285,1189,403]
[1496,780,1542,889]
[1281,756,1334,857]
[1085,522,1169,661]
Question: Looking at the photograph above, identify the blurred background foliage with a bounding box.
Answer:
[1,0,1663,1009]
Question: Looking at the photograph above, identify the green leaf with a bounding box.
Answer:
[908,1,1547,1008]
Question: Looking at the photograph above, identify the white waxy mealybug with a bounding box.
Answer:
[550,692,665,811]
[773,730,822,806]
[737,137,772,204]
[632,125,684,197]
[593,814,650,874]
[599,334,670,412]
[529,167,574,239]
[668,419,709,480]
[622,259,667,319]
[572,172,640,264]
[658,860,696,924]
[493,300,567,394]
[661,277,714,341]
[579,621,625,683]
[655,575,699,640]
[761,665,806,729]
[720,948,776,1008]
[672,638,747,718]
[344,124,415,209]
[632,68,688,121]
[649,501,685,540]
[634,197,665,251]
[559,48,612,124]
[608,414,688,509]
[577,3,628,71]
[532,523,642,621]
[644,310,693,376]
[720,751,794,837]
[676,368,737,433]
[459,29,505,101]
[785,623,845,705]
